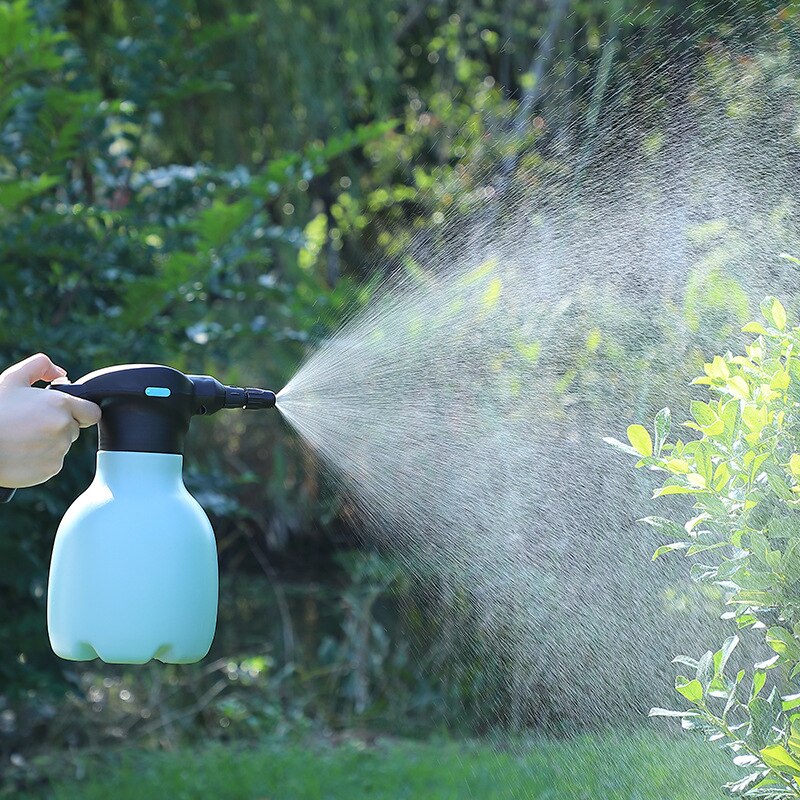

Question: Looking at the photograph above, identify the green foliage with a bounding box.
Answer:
[614,281,800,798]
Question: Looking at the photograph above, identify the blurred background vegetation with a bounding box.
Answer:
[1,0,799,796]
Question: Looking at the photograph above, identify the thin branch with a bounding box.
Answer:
[496,0,570,201]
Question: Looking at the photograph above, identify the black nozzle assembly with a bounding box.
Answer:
[219,385,277,411]
[50,364,277,455]
[187,374,276,414]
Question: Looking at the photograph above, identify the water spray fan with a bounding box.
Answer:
[45,364,276,665]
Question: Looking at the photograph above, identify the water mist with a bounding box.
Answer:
[275,3,799,793]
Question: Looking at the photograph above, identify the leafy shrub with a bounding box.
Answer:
[613,264,800,798]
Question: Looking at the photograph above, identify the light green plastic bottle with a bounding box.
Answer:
[42,364,277,665]
[48,450,218,664]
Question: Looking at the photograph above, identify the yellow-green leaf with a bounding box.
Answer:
[687,473,707,488]
[790,455,800,478]
[675,677,703,704]
[627,424,653,457]
[742,321,768,335]
[481,278,502,310]
[704,356,730,380]
[773,299,787,330]
[772,370,791,391]
[652,542,690,560]
[653,485,704,497]
[727,375,750,400]
[666,459,690,474]
[742,404,768,433]
[713,462,731,491]
[760,744,800,777]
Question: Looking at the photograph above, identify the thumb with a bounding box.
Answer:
[0,353,67,387]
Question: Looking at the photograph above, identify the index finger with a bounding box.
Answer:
[64,395,102,428]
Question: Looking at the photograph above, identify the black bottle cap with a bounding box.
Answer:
[52,365,200,454]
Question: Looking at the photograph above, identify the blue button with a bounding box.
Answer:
[145,387,171,397]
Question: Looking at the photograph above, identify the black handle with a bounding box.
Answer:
[48,364,276,455]
[0,487,16,503]
[50,365,197,455]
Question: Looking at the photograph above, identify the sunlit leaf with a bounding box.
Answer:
[675,676,703,704]
[626,424,653,457]
[772,299,787,330]
[760,744,800,777]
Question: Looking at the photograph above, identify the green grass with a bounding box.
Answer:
[43,731,733,800]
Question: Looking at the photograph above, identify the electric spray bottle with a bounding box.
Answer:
[5,364,277,665]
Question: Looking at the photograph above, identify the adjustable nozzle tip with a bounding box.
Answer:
[244,388,277,409]
[222,385,277,410]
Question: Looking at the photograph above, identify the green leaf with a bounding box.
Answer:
[789,716,800,755]
[715,635,739,677]
[726,375,750,400]
[652,542,689,560]
[754,654,781,670]
[602,436,640,457]
[725,772,772,796]
[648,707,699,718]
[690,400,717,428]
[767,470,795,502]
[694,444,713,485]
[654,407,671,455]
[781,693,800,712]
[626,424,653,456]
[782,538,800,583]
[713,462,731,492]
[652,484,705,497]
[675,676,703,704]
[766,627,800,660]
[760,745,800,777]
[639,516,686,538]
[689,401,724,437]
[752,670,767,699]
[743,321,769,335]
[697,650,714,692]
[772,299,788,330]
[672,655,700,670]
[747,696,775,750]
[0,175,59,210]
[724,670,745,719]
[196,197,253,249]
[761,295,786,329]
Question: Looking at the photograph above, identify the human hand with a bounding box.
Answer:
[0,354,101,487]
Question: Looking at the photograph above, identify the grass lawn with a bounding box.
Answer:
[42,731,733,800]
